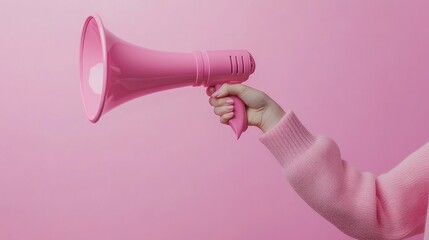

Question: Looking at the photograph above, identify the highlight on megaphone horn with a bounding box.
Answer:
[79,14,256,139]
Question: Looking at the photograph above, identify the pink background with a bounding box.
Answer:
[1,0,428,239]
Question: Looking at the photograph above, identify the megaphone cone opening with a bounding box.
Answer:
[79,15,107,123]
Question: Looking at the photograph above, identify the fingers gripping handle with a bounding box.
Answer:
[215,84,248,139]
[197,50,254,139]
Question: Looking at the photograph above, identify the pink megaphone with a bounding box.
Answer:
[79,14,256,139]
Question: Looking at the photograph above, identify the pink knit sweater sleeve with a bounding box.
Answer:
[259,111,429,239]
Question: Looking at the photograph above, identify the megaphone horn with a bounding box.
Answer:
[79,14,256,139]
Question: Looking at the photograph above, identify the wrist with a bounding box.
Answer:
[260,101,285,133]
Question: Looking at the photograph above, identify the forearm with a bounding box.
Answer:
[259,111,429,239]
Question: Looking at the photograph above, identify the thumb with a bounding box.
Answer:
[211,83,247,98]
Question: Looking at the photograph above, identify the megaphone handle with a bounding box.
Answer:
[215,84,248,139]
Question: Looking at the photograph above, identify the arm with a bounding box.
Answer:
[208,84,429,239]
[259,111,429,239]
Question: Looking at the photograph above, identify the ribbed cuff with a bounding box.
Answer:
[259,111,316,167]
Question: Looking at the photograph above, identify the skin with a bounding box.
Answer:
[206,84,286,133]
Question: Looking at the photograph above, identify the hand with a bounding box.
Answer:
[206,84,286,133]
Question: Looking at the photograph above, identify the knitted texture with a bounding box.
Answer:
[260,111,429,239]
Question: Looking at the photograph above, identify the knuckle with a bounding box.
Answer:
[216,99,224,107]
[211,98,221,107]
[211,99,219,107]
[209,98,215,106]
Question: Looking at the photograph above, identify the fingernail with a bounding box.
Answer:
[227,105,234,110]
[211,90,220,97]
[226,98,234,104]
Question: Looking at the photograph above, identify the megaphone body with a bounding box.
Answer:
[80,15,256,138]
